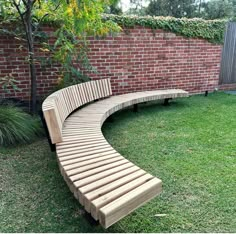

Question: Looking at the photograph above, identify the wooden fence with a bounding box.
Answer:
[220,22,236,84]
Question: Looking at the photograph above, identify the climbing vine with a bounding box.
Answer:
[103,14,228,44]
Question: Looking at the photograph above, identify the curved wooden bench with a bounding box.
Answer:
[42,79,189,228]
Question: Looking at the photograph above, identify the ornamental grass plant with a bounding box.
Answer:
[0,102,43,146]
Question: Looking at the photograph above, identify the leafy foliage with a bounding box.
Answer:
[0,0,120,112]
[28,0,120,87]
[104,14,227,43]
[127,0,147,15]
[126,0,236,20]
[146,0,196,18]
[105,0,123,15]
[0,75,21,94]
[0,103,43,146]
[201,0,234,20]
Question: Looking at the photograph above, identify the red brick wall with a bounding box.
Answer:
[87,27,222,95]
[0,29,59,101]
[0,26,223,101]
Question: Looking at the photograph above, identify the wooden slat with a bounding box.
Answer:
[73,162,134,188]
[60,151,119,167]
[90,80,100,100]
[66,115,102,120]
[69,159,130,182]
[98,177,162,228]
[81,166,142,197]
[62,133,102,138]
[100,79,107,97]
[53,95,64,125]
[95,80,102,98]
[57,92,68,122]
[64,125,101,130]
[71,85,83,107]
[62,130,101,136]
[67,87,77,111]
[63,125,100,130]
[64,122,101,126]
[82,168,145,211]
[62,89,73,114]
[81,83,91,103]
[68,86,78,110]
[98,79,106,97]
[106,78,112,96]
[102,79,109,96]
[57,141,109,155]
[62,127,101,132]
[65,116,103,120]
[62,130,101,137]
[61,133,104,141]
[56,136,105,147]
[63,153,121,171]
[43,102,63,144]
[57,138,107,150]
[62,128,101,133]
[77,84,87,105]
[90,173,154,220]
[84,82,94,102]
[58,145,113,160]
[62,132,103,138]
[66,155,125,176]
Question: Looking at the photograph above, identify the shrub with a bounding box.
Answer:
[0,104,43,146]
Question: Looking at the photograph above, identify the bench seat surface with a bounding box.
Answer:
[55,89,188,228]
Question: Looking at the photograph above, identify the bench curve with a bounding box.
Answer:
[42,79,189,228]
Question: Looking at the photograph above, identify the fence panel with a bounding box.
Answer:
[220,22,236,84]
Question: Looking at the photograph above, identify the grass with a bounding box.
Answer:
[0,92,236,232]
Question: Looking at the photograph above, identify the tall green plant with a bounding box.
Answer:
[0,103,43,146]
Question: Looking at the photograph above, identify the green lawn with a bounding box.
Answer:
[1,92,236,232]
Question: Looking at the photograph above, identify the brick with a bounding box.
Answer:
[0,26,223,101]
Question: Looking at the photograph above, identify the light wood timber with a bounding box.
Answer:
[42,78,189,228]
[98,177,162,228]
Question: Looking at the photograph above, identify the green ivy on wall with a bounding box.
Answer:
[0,13,227,44]
[103,14,228,44]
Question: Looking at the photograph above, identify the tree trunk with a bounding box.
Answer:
[13,0,37,114]
[29,44,37,114]
[26,1,37,114]
[199,0,202,15]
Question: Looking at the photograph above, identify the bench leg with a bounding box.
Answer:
[163,98,172,106]
[106,115,114,123]
[83,212,100,226]
[133,104,138,112]
[39,110,56,152]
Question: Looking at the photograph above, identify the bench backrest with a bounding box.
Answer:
[42,79,112,144]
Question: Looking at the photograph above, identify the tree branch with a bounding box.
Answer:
[32,1,61,40]
[53,3,61,11]
[22,0,28,7]
[33,13,49,40]
[12,0,31,47]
